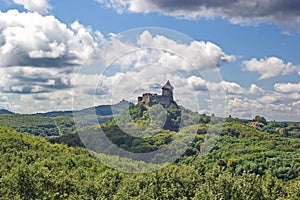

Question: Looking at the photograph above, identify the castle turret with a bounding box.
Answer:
[162,80,173,101]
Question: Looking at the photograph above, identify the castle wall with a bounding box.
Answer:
[138,93,173,108]
[153,96,172,108]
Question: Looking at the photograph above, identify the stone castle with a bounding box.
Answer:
[137,80,177,108]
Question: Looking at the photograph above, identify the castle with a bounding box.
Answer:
[137,80,177,108]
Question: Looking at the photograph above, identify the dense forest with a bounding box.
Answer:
[0,103,299,199]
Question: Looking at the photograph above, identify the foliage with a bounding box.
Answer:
[0,103,300,199]
[253,115,267,125]
[0,125,300,199]
[0,114,75,137]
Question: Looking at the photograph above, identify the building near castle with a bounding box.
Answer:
[137,80,177,108]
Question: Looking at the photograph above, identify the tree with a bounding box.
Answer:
[253,116,267,125]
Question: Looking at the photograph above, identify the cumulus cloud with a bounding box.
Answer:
[249,84,265,95]
[0,10,105,96]
[0,10,102,69]
[242,57,300,80]
[292,100,300,108]
[258,90,300,106]
[0,95,8,102]
[100,31,235,72]
[187,76,207,91]
[1,9,297,120]
[227,97,297,121]
[0,10,235,113]
[0,67,73,94]
[0,93,9,110]
[11,0,52,14]
[258,94,282,104]
[274,82,300,93]
[187,76,244,95]
[97,0,300,28]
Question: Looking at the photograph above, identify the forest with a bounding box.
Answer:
[0,103,299,199]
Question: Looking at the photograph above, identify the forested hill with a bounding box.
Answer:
[36,99,130,117]
[0,100,131,137]
[0,109,14,115]
[1,125,300,199]
[0,103,300,198]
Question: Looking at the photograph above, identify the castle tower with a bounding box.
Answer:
[162,80,174,101]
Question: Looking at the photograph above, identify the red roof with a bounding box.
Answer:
[249,122,260,128]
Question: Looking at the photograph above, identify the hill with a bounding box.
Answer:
[0,109,14,115]
[0,114,75,137]
[1,124,300,199]
[0,102,300,198]
[51,104,300,180]
[36,99,130,117]
[0,100,131,137]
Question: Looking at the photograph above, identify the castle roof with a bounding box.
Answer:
[162,80,173,90]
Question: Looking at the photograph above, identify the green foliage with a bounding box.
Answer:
[1,103,300,199]
[253,115,267,125]
[0,125,300,199]
[0,125,108,199]
[129,103,146,121]
[0,114,76,137]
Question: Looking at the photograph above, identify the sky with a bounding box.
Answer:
[0,0,299,121]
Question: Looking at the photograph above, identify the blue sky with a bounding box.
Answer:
[0,0,299,121]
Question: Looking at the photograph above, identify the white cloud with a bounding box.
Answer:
[0,10,105,95]
[0,93,10,110]
[12,0,52,14]
[292,100,300,109]
[258,90,300,103]
[0,95,8,102]
[218,81,244,95]
[187,76,207,91]
[97,0,300,29]
[0,10,297,120]
[0,10,235,113]
[227,97,297,121]
[100,31,235,72]
[242,57,300,79]
[187,76,244,95]
[249,84,265,95]
[274,82,300,93]
[0,10,102,68]
[258,94,281,104]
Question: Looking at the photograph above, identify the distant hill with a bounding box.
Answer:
[0,100,131,137]
[36,100,131,117]
[0,109,14,115]
[36,110,73,117]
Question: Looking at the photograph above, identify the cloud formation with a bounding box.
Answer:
[11,0,52,14]
[242,57,300,79]
[227,96,296,121]
[0,9,298,120]
[0,10,102,69]
[97,0,300,28]
[0,10,236,114]
[249,84,265,95]
[0,10,103,98]
[100,30,235,72]
[274,82,300,93]
[187,76,244,95]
